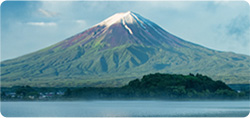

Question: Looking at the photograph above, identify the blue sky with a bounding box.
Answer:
[1,1,250,61]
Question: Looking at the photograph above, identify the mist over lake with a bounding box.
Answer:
[1,101,249,117]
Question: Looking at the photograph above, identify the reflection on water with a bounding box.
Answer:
[1,101,250,117]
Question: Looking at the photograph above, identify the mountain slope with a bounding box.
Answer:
[1,11,250,87]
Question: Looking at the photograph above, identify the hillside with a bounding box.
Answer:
[1,11,250,87]
[65,73,240,99]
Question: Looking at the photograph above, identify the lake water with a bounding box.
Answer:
[1,101,249,117]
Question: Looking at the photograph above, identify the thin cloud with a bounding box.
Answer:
[38,8,58,17]
[145,1,193,11]
[27,22,57,26]
[75,20,86,25]
[226,15,250,37]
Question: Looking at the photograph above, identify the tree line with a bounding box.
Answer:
[63,73,249,100]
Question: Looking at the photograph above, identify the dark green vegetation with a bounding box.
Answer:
[63,73,248,100]
[1,12,250,87]
[228,84,250,92]
[2,73,248,101]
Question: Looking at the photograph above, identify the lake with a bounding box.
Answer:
[1,101,249,117]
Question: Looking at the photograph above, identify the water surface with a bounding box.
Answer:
[1,101,249,117]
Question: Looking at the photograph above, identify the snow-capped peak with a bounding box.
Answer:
[96,11,141,27]
[95,11,163,36]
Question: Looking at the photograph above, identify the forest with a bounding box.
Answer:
[63,73,248,100]
[1,73,249,101]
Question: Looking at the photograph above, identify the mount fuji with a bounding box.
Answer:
[1,11,250,87]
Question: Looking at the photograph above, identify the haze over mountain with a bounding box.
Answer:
[1,11,250,87]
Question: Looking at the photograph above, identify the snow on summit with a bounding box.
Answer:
[97,11,134,26]
[96,11,150,27]
[95,11,161,35]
